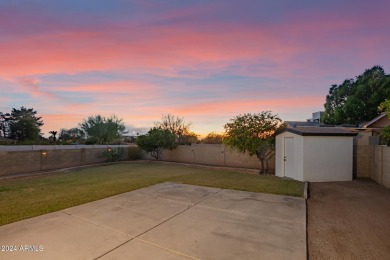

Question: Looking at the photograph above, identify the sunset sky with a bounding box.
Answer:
[1,0,389,137]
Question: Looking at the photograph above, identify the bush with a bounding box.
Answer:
[380,126,390,146]
[103,147,124,162]
[128,146,142,160]
[136,127,177,160]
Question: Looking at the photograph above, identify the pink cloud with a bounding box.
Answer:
[171,96,324,117]
[0,20,292,79]
[54,80,158,95]
[16,78,58,99]
[0,1,389,82]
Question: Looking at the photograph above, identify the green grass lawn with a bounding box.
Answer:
[0,161,303,226]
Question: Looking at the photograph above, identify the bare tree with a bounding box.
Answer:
[155,114,191,144]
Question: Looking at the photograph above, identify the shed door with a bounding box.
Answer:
[284,137,294,177]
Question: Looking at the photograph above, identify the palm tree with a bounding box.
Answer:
[49,131,58,143]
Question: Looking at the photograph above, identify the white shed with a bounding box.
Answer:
[275,127,357,182]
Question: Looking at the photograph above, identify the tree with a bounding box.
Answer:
[80,115,127,144]
[223,111,283,174]
[155,114,191,144]
[136,127,177,160]
[180,132,199,145]
[379,99,390,117]
[59,128,86,143]
[0,112,12,138]
[49,131,58,143]
[200,132,224,144]
[379,99,390,146]
[324,66,390,125]
[9,107,44,141]
[380,127,390,146]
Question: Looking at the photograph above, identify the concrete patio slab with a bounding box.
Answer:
[62,183,221,237]
[140,193,306,260]
[198,189,305,223]
[0,211,129,260]
[63,193,189,237]
[0,183,306,260]
[100,239,194,260]
[134,182,222,204]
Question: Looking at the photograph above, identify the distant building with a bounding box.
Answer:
[307,111,324,123]
[285,111,325,128]
[123,135,138,143]
[284,121,321,128]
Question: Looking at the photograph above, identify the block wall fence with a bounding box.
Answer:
[354,143,390,188]
[0,144,273,177]
[1,142,388,188]
[0,145,140,177]
[371,146,390,188]
[142,144,275,172]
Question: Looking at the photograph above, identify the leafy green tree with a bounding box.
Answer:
[9,107,44,141]
[380,127,390,146]
[379,99,390,146]
[59,128,86,143]
[223,111,283,174]
[80,115,127,144]
[200,132,224,144]
[379,99,390,117]
[324,66,390,125]
[155,114,191,144]
[136,127,177,160]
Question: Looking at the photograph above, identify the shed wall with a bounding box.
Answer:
[303,136,353,182]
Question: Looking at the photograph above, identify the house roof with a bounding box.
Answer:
[276,127,358,136]
[284,121,321,127]
[362,113,388,128]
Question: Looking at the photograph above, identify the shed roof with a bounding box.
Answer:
[277,127,358,136]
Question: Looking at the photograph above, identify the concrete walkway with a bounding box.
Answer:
[0,183,306,260]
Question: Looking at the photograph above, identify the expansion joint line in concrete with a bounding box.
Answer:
[60,211,130,237]
[94,188,223,259]
[135,238,200,260]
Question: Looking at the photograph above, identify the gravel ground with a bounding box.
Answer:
[308,179,390,260]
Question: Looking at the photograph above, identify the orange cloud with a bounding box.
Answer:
[40,113,83,134]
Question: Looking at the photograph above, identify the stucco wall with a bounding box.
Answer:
[303,136,353,182]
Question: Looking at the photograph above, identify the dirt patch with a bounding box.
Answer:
[308,179,390,259]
